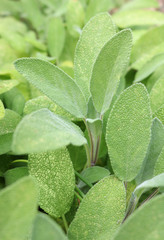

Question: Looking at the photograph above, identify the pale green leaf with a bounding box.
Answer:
[74,13,116,101]
[0,176,37,240]
[154,147,164,176]
[134,53,164,83]
[29,148,75,217]
[0,16,27,34]
[90,29,132,114]
[154,104,164,124]
[150,76,164,114]
[0,80,18,94]
[113,194,164,240]
[0,134,13,155]
[66,0,85,38]
[68,176,126,240]
[12,109,87,154]
[4,167,29,186]
[131,25,164,70]
[47,17,65,59]
[146,64,164,92]
[14,58,87,118]
[113,9,164,28]
[136,118,164,184]
[119,0,159,11]
[106,84,152,181]
[0,100,5,120]
[31,213,67,240]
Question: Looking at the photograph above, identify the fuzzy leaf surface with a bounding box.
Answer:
[154,147,164,176]
[106,84,152,181]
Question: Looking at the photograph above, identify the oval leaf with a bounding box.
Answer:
[90,29,132,114]
[29,148,75,217]
[106,83,152,181]
[14,58,87,118]
[68,176,126,240]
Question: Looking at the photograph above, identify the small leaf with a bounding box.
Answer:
[0,176,37,240]
[136,118,164,184]
[154,147,164,176]
[14,58,87,118]
[68,176,126,240]
[47,17,65,59]
[113,194,164,240]
[31,213,67,240]
[74,13,116,101]
[0,80,18,94]
[150,76,164,113]
[131,25,164,70]
[12,109,87,154]
[106,84,152,181]
[4,167,29,186]
[90,29,132,114]
[29,148,75,217]
[134,53,164,83]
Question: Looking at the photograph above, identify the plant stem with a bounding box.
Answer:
[11,159,28,164]
[75,185,85,198]
[74,191,83,201]
[62,214,68,233]
[75,170,93,188]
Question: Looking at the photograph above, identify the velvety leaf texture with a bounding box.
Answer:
[74,12,116,101]
[90,29,132,114]
[28,148,75,217]
[154,104,164,124]
[0,176,37,240]
[106,83,152,181]
[154,147,164,176]
[68,176,126,240]
[14,58,87,118]
[12,109,87,154]
[113,194,164,240]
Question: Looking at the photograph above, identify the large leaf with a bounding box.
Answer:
[14,58,87,118]
[113,9,164,28]
[150,76,164,114]
[113,194,164,240]
[12,109,87,154]
[29,148,75,217]
[154,147,164,176]
[0,176,37,240]
[31,213,67,240]
[90,29,132,114]
[68,176,126,240]
[74,13,116,101]
[106,84,152,181]
[136,118,164,184]
[131,25,164,70]
[47,17,65,59]
[134,53,164,83]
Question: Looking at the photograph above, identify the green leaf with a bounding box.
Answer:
[31,213,67,240]
[0,176,37,240]
[78,166,110,188]
[0,134,13,155]
[136,118,164,184]
[14,58,87,118]
[113,9,164,28]
[66,0,85,38]
[68,145,87,171]
[4,167,29,186]
[134,53,164,83]
[150,76,164,114]
[119,0,159,11]
[113,194,164,240]
[154,104,164,124]
[131,25,164,70]
[74,13,116,101]
[0,80,18,94]
[68,176,126,240]
[0,100,5,120]
[12,109,87,154]
[146,64,164,92]
[154,147,164,176]
[47,17,65,59]
[90,29,132,114]
[29,148,75,217]
[106,84,152,181]
[85,0,115,22]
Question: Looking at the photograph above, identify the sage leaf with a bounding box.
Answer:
[4,167,29,185]
[0,176,37,240]
[113,194,164,240]
[154,147,164,176]
[68,176,126,240]
[134,53,164,83]
[31,213,67,240]
[0,80,18,94]
[0,100,5,120]
[12,109,87,154]
[154,104,164,124]
[47,17,65,59]
[74,13,116,101]
[90,29,132,114]
[106,84,152,181]
[29,148,75,217]
[14,58,87,118]
[119,0,159,11]
[136,118,164,184]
